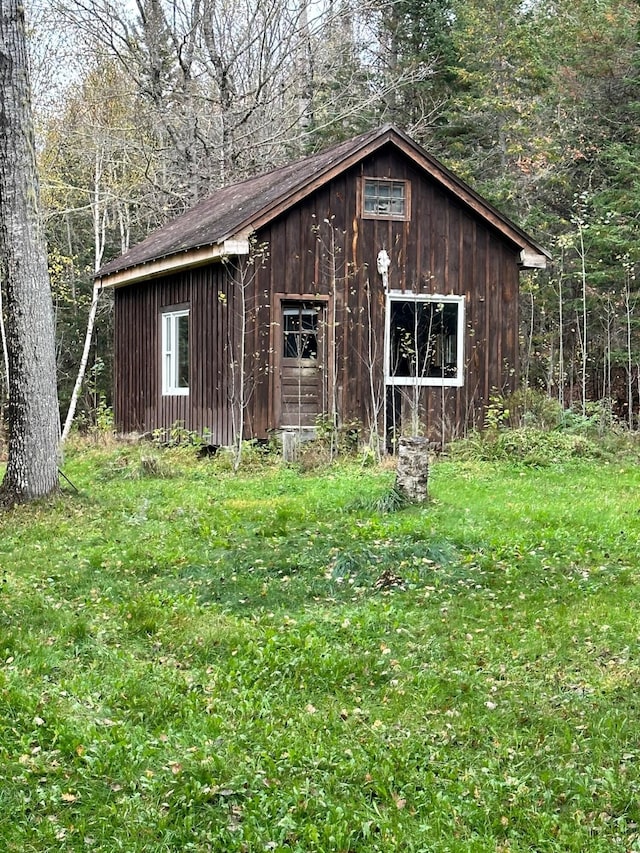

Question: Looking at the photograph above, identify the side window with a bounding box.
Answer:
[362,178,410,220]
[385,294,464,387]
[162,308,189,395]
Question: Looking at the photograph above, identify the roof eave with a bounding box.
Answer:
[96,234,251,288]
[519,249,548,270]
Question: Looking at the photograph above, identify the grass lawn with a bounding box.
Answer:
[0,441,639,851]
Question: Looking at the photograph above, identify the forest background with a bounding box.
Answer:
[15,0,640,433]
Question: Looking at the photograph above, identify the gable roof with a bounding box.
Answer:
[97,124,549,287]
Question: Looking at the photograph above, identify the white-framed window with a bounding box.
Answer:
[385,293,465,387]
[362,178,410,220]
[162,308,189,395]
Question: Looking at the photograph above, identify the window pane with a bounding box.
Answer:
[363,179,406,217]
[283,311,301,333]
[164,315,172,355]
[176,314,189,388]
[283,330,299,358]
[300,311,317,332]
[389,299,458,380]
[364,195,378,214]
[282,304,319,359]
[162,309,189,394]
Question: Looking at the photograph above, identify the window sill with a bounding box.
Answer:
[385,377,464,388]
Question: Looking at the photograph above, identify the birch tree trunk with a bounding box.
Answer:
[0,1,60,505]
[61,148,107,444]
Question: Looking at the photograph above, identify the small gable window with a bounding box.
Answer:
[362,178,410,220]
[162,308,189,395]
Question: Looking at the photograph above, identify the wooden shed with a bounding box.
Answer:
[97,125,548,445]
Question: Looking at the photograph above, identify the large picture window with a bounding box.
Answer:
[362,178,410,220]
[162,308,189,395]
[385,293,465,387]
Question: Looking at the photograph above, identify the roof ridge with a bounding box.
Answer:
[97,124,547,283]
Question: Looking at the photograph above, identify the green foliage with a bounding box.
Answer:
[485,388,565,431]
[558,400,617,436]
[152,421,208,449]
[293,418,364,470]
[0,445,640,850]
[313,415,361,451]
[450,426,602,466]
[92,395,114,434]
[213,440,275,472]
[380,0,458,129]
[349,485,410,514]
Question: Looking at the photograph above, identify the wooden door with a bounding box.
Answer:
[278,301,326,428]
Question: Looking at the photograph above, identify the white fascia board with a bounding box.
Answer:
[97,231,252,288]
[519,250,547,269]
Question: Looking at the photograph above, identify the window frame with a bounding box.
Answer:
[384,292,465,388]
[361,177,411,221]
[161,307,190,396]
[282,302,320,362]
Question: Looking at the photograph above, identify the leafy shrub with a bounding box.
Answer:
[449,426,602,466]
[152,421,208,448]
[211,439,274,472]
[314,416,362,454]
[557,398,616,436]
[485,388,564,430]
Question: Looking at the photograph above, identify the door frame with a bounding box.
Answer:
[272,293,331,430]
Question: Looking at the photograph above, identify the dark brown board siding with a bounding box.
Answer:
[115,264,239,444]
[254,150,521,440]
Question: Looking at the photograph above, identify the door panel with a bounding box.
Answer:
[278,302,326,428]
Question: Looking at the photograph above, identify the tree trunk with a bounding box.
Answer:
[395,436,429,503]
[60,282,101,445]
[61,147,107,445]
[0,1,60,505]
[0,274,9,400]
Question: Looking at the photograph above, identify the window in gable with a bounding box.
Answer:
[362,178,410,220]
[385,293,464,387]
[162,308,189,395]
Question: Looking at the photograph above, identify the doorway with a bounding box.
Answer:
[278,301,326,428]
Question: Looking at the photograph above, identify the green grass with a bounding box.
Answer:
[1,442,639,851]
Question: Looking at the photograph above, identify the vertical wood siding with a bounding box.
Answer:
[115,144,521,443]
[115,263,239,444]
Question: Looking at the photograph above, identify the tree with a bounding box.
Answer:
[0,1,60,505]
[222,241,269,472]
[39,59,137,438]
[377,0,457,135]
